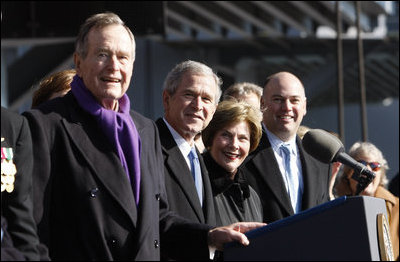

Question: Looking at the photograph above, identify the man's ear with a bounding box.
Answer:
[260,97,267,111]
[74,53,82,76]
[162,90,170,110]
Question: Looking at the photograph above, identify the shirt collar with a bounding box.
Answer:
[264,124,297,156]
[163,118,192,156]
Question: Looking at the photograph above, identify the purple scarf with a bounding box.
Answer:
[71,75,141,205]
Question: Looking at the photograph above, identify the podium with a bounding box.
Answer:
[224,196,391,261]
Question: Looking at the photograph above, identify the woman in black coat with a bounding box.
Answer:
[202,100,264,226]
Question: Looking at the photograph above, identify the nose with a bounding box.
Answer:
[191,96,202,110]
[108,55,120,71]
[230,136,239,150]
[281,99,292,111]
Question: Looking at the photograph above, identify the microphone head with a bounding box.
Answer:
[302,129,344,163]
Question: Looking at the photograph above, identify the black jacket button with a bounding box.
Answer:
[155,194,160,201]
[154,240,159,248]
[90,188,99,197]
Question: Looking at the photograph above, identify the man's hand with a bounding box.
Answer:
[208,222,266,251]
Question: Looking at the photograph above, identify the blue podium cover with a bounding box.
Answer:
[224,196,387,261]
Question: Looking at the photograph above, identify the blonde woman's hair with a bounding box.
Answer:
[202,100,262,153]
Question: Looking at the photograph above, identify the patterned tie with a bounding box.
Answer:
[281,144,301,213]
[188,147,203,206]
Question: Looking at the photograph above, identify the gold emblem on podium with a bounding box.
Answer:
[377,213,394,261]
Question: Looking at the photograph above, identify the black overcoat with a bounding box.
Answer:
[23,93,211,261]
[242,129,331,224]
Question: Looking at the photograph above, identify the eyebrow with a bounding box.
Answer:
[271,94,302,98]
[222,129,250,138]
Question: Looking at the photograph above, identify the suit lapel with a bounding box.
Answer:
[156,119,205,222]
[197,151,216,225]
[252,132,294,215]
[62,99,138,227]
[297,137,318,210]
[166,148,205,221]
[130,112,154,246]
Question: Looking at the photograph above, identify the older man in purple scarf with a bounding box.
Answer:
[23,12,264,261]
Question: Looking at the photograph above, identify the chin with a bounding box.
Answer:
[224,164,238,173]
[185,125,202,135]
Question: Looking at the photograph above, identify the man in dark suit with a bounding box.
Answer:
[242,72,331,224]
[156,61,221,230]
[22,12,263,261]
[1,107,49,260]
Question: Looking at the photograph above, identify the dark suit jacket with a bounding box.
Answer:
[155,118,216,227]
[23,93,212,261]
[1,216,26,261]
[242,129,331,224]
[1,107,48,260]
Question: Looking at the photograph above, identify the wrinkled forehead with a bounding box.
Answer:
[89,24,135,53]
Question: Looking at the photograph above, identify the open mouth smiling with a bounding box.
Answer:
[224,152,240,160]
[101,77,121,83]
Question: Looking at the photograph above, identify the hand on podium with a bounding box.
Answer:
[207,222,266,251]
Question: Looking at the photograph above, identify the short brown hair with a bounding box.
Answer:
[222,82,263,102]
[32,69,76,108]
[202,100,262,153]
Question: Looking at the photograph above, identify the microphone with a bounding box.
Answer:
[302,129,375,195]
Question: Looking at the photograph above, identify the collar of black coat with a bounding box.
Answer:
[202,151,250,198]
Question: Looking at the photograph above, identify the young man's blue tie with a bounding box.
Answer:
[281,144,301,213]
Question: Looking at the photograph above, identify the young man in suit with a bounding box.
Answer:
[23,12,263,261]
[242,72,331,224]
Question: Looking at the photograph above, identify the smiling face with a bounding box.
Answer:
[163,72,218,144]
[74,24,135,110]
[262,72,307,141]
[209,121,251,177]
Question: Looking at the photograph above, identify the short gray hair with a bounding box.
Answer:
[75,12,135,59]
[347,141,389,187]
[222,82,263,102]
[163,60,222,104]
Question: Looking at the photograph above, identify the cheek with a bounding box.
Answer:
[209,141,221,160]
[205,104,216,116]
[371,172,382,188]
[240,143,250,157]
[213,136,226,149]
[269,105,280,115]
[123,65,133,78]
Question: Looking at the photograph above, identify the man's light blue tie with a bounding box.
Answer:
[281,144,301,213]
[189,147,203,206]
